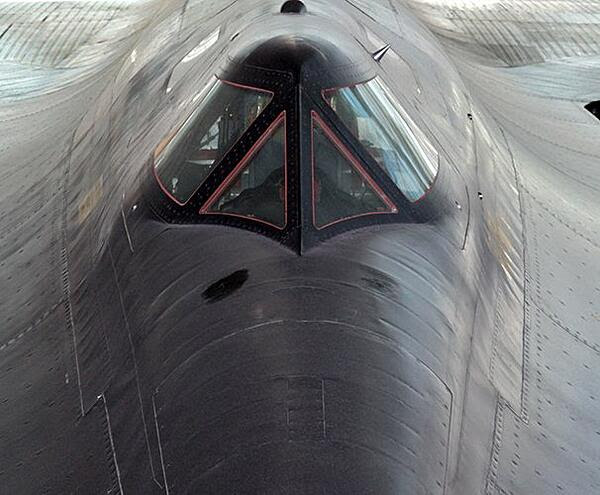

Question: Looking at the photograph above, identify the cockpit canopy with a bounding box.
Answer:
[201,113,287,229]
[151,33,440,249]
[323,77,439,202]
[154,79,273,204]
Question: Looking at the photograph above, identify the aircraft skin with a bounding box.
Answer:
[0,0,598,494]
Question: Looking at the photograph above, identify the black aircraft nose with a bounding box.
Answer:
[154,319,451,494]
[124,224,459,494]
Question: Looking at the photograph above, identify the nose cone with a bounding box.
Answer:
[135,224,457,494]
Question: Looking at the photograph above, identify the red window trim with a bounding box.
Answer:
[153,77,274,206]
[321,77,374,99]
[199,111,288,230]
[311,110,397,230]
[219,79,275,95]
[321,79,439,204]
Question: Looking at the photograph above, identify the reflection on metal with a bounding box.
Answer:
[78,177,103,224]
[405,0,600,66]
[181,27,221,63]
[1,0,600,493]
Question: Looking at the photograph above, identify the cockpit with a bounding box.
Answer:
[150,31,440,250]
[154,79,274,206]
[322,78,439,203]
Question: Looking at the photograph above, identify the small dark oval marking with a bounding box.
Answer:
[202,269,249,303]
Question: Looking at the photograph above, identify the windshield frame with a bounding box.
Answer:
[152,77,275,206]
[199,111,288,230]
[310,110,397,230]
[321,76,440,204]
[146,65,432,252]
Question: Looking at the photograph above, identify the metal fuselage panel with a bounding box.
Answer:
[0,0,528,493]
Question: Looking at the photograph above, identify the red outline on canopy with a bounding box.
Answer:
[311,110,397,230]
[199,111,288,230]
[321,81,439,204]
[153,78,274,206]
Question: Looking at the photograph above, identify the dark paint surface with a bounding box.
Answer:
[1,0,598,494]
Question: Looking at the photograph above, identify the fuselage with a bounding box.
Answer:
[63,1,524,492]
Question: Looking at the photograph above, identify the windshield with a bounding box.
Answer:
[312,112,396,229]
[324,77,438,202]
[201,114,287,228]
[154,78,273,204]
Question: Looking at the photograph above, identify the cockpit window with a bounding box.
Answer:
[154,77,273,204]
[201,113,287,228]
[311,112,396,229]
[323,77,438,202]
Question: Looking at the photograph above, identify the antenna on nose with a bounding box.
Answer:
[281,0,307,14]
[372,44,391,63]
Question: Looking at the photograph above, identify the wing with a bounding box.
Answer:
[401,1,600,493]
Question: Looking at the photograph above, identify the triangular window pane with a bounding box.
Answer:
[312,114,396,229]
[201,115,286,228]
[154,78,273,204]
[323,77,438,202]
